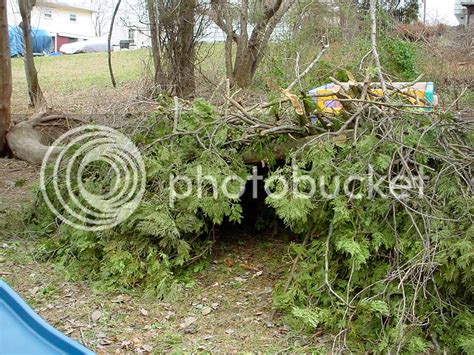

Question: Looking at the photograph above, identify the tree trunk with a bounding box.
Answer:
[147,0,161,86]
[0,0,12,154]
[211,0,296,89]
[233,55,254,89]
[18,0,45,107]
[338,0,349,40]
[175,0,196,97]
[155,0,198,97]
[108,0,122,88]
[7,112,63,165]
[224,35,234,86]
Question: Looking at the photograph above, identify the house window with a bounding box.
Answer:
[128,28,136,42]
[69,14,77,22]
[44,9,52,19]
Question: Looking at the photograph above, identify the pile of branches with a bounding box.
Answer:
[32,80,473,352]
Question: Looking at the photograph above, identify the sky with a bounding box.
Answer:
[423,0,459,25]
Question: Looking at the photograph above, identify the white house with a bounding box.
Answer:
[6,0,229,53]
[109,0,151,49]
[455,0,474,28]
[7,0,96,52]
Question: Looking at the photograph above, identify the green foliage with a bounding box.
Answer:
[30,100,248,297]
[29,95,473,352]
[268,113,473,352]
[291,307,332,330]
[259,32,420,92]
[380,37,419,80]
[358,0,420,23]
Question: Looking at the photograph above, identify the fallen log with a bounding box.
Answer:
[7,119,61,165]
[6,112,83,165]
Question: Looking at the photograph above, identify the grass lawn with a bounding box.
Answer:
[10,44,228,113]
[11,49,148,111]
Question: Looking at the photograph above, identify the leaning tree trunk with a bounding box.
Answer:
[18,0,45,107]
[0,0,12,154]
[108,0,122,88]
[7,111,63,164]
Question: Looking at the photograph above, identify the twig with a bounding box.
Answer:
[173,96,179,134]
[359,49,373,70]
[447,87,468,112]
[224,95,261,126]
[261,98,290,109]
[259,125,305,136]
[336,104,369,135]
[32,115,86,127]
[79,327,87,347]
[337,98,432,109]
[287,38,329,91]
[325,224,352,307]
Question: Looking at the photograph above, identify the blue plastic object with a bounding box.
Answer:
[8,26,52,57]
[0,280,94,355]
[8,26,23,57]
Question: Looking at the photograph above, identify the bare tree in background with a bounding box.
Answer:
[0,0,12,153]
[92,0,113,37]
[147,0,205,97]
[210,0,297,88]
[165,0,198,97]
[19,0,45,107]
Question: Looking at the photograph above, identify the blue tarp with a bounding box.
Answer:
[8,26,52,57]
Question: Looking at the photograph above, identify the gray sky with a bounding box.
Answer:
[424,0,459,25]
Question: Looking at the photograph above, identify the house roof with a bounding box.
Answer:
[37,0,95,13]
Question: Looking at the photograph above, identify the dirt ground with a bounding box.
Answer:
[1,215,317,353]
[0,158,37,209]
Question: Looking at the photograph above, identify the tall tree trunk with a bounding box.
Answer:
[0,0,12,153]
[147,0,161,86]
[18,0,45,107]
[175,0,196,97]
[108,0,122,88]
[233,52,254,89]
